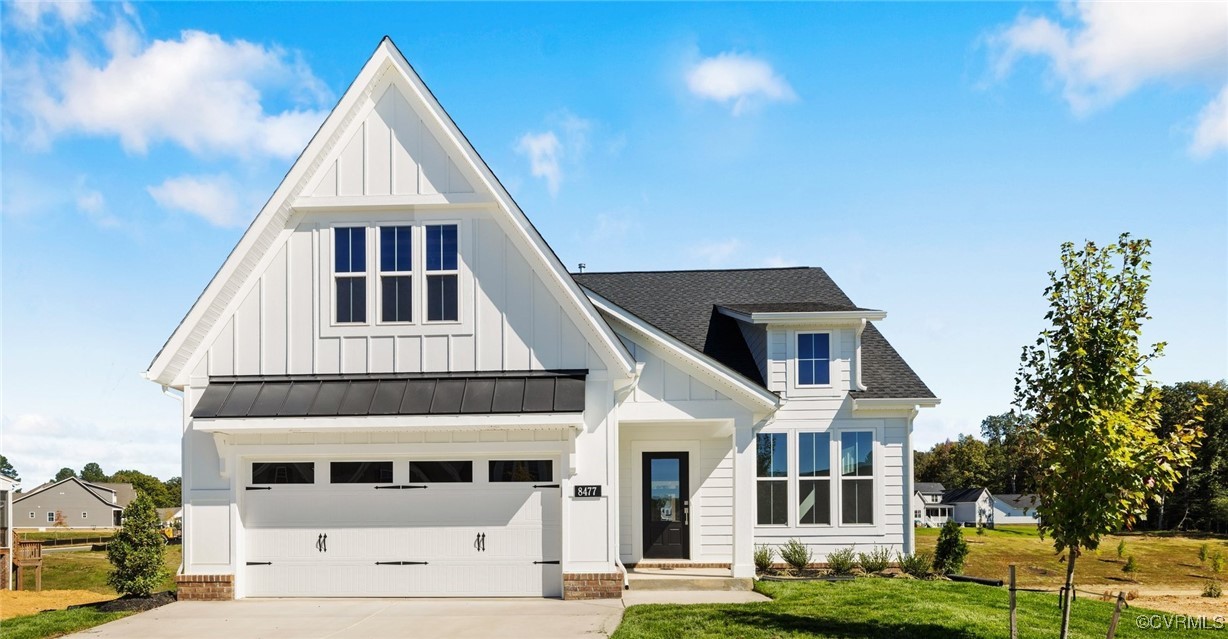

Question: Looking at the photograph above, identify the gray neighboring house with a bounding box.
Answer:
[13,478,135,529]
[942,487,994,526]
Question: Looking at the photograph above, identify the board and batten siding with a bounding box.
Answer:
[201,214,603,378]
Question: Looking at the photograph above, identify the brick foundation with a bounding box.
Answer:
[562,571,623,600]
[176,574,234,601]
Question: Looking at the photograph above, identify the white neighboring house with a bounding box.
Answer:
[992,494,1040,525]
[943,488,994,527]
[144,38,939,601]
[911,482,952,527]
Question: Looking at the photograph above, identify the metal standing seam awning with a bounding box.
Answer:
[191,370,587,420]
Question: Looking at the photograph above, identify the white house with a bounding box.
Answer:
[144,38,938,601]
[943,488,994,527]
[911,482,952,527]
[991,494,1040,525]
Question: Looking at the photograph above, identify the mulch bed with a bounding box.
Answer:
[69,591,176,614]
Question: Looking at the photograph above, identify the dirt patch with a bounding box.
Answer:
[1131,593,1227,617]
[0,589,113,620]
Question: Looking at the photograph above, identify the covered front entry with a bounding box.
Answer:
[642,452,689,558]
[240,456,562,597]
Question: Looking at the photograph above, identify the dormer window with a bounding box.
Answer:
[797,333,830,386]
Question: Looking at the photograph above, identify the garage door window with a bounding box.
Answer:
[330,461,393,484]
[409,461,473,483]
[252,462,315,484]
[489,460,551,482]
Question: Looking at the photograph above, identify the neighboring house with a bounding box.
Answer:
[942,488,994,527]
[12,478,133,529]
[1,475,16,590]
[911,482,952,527]
[992,494,1040,525]
[144,38,939,601]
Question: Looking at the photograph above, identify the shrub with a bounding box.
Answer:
[1212,551,1224,574]
[1203,580,1223,598]
[1116,539,1127,559]
[107,493,168,598]
[1199,543,1210,564]
[857,546,893,574]
[1122,555,1139,576]
[826,546,857,575]
[975,524,986,536]
[897,551,933,578]
[754,544,776,573]
[933,520,969,575]
[779,539,813,573]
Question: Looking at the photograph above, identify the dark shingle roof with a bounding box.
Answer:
[573,267,935,400]
[719,302,875,314]
[942,488,989,504]
[994,494,1040,510]
[915,482,946,494]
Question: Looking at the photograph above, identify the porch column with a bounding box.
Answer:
[731,416,756,578]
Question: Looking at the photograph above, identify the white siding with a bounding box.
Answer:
[619,336,729,405]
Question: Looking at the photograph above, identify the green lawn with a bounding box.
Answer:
[0,608,133,639]
[613,579,1221,639]
[17,531,115,543]
[20,546,180,593]
[915,525,1228,588]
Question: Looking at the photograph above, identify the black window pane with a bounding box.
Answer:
[756,433,787,478]
[335,227,365,273]
[441,224,457,270]
[335,228,350,272]
[427,274,458,321]
[799,479,831,525]
[380,226,411,272]
[756,480,787,525]
[336,277,367,323]
[252,462,314,484]
[842,478,873,524]
[381,276,412,322]
[489,460,551,482]
[409,461,473,483]
[841,432,873,477]
[330,462,393,484]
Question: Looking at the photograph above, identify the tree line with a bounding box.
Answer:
[915,379,1227,533]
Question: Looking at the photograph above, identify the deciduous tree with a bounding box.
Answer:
[80,462,108,483]
[54,467,77,482]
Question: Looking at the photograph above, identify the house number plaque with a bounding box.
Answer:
[574,485,602,498]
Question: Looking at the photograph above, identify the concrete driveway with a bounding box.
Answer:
[66,591,767,638]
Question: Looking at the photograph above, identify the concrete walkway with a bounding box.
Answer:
[67,591,769,638]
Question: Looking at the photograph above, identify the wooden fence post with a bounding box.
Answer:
[1105,591,1126,639]
[1009,565,1018,639]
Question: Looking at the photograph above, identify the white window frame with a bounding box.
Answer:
[375,224,414,325]
[82,511,88,519]
[838,430,877,527]
[795,431,834,527]
[423,222,461,324]
[331,225,370,326]
[755,432,789,527]
[795,331,833,388]
[28,511,34,519]
[46,511,55,523]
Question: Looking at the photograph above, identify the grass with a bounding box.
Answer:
[613,579,1219,639]
[0,608,133,639]
[915,525,1228,588]
[20,546,180,594]
[17,530,116,543]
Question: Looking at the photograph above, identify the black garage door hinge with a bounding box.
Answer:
[533,560,561,565]
[246,561,272,566]
[533,484,560,489]
[374,485,429,490]
[375,561,429,566]
[245,486,272,491]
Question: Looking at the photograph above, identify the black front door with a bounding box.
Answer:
[642,452,689,559]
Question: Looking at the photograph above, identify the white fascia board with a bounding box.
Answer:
[852,397,942,413]
[717,307,888,325]
[193,413,583,434]
[584,290,780,414]
[380,41,636,379]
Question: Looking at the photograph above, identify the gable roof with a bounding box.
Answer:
[13,477,123,510]
[915,482,946,494]
[942,487,989,504]
[573,267,935,400]
[145,37,634,387]
[88,483,137,508]
[994,494,1040,510]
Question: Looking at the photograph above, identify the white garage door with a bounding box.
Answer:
[241,458,562,597]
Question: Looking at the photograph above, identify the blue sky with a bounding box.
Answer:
[3,2,1226,485]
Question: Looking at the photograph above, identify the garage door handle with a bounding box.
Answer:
[246,486,272,491]
[375,561,428,566]
[246,561,272,566]
[533,484,560,489]
[534,560,560,565]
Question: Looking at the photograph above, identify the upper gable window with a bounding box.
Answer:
[425,224,459,322]
[379,226,413,323]
[797,333,831,386]
[334,227,367,324]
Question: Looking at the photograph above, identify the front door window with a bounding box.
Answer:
[643,452,689,559]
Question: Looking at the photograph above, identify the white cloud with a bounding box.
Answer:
[8,0,95,31]
[12,21,329,159]
[2,414,179,487]
[516,131,563,196]
[988,1,1228,155]
[689,238,742,266]
[1191,85,1228,157]
[686,51,797,115]
[74,180,118,227]
[147,173,245,227]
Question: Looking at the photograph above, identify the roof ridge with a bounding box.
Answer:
[573,266,817,275]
